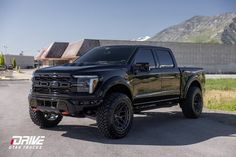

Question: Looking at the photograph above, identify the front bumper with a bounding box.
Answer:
[28,93,103,116]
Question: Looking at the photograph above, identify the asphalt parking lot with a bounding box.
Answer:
[0,81,236,157]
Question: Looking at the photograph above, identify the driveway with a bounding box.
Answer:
[0,81,236,157]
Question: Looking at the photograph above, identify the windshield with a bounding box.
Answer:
[75,46,135,65]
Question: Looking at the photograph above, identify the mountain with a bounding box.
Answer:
[148,12,236,44]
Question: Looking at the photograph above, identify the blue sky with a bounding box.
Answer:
[0,0,235,55]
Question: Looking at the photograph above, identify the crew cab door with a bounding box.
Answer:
[131,48,162,104]
[154,48,181,99]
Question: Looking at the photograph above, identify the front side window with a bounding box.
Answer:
[155,50,174,68]
[134,49,155,68]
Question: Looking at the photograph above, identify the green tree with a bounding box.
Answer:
[12,57,16,68]
[0,53,5,65]
[0,53,2,65]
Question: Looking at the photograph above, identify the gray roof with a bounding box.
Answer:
[43,42,69,58]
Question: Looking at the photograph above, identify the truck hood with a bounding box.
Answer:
[35,64,128,74]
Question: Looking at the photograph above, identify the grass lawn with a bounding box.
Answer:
[204,79,236,111]
[206,79,236,90]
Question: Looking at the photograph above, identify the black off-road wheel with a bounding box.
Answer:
[96,93,133,139]
[29,108,63,128]
[180,86,203,118]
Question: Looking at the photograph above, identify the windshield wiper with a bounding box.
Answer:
[95,61,110,64]
[95,60,126,64]
[73,60,126,66]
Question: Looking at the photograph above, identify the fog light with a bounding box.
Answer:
[30,100,37,107]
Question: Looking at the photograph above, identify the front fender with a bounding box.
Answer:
[100,76,133,98]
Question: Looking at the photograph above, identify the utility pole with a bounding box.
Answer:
[3,45,8,54]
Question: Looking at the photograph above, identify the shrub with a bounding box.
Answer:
[12,57,16,68]
[0,53,5,65]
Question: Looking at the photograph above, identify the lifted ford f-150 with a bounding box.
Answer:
[29,45,205,138]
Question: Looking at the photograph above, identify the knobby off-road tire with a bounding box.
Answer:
[29,108,63,128]
[181,86,203,118]
[96,93,133,139]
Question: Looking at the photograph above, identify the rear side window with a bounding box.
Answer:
[134,49,155,68]
[155,50,174,68]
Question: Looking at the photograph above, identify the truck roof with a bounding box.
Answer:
[100,45,171,51]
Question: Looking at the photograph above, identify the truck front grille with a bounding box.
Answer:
[33,73,74,94]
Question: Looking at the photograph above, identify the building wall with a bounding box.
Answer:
[99,40,236,73]
[37,39,236,73]
[5,54,34,69]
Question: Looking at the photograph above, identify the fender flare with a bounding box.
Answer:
[183,76,202,98]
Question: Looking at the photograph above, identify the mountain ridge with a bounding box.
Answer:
[148,12,236,44]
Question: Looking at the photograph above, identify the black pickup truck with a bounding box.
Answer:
[29,45,205,138]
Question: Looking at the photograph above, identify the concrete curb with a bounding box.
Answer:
[0,79,30,81]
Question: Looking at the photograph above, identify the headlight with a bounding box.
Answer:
[73,75,99,94]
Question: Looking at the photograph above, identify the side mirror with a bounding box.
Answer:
[133,62,150,73]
